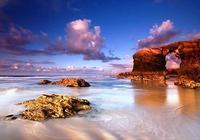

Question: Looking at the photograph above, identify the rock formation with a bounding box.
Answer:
[39,78,90,87]
[5,94,91,121]
[118,39,200,89]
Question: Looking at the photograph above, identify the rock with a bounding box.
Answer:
[39,78,90,87]
[118,39,200,89]
[4,114,18,120]
[52,78,90,87]
[12,94,91,121]
[133,47,166,72]
[166,69,178,76]
[118,71,166,82]
[38,80,52,85]
[174,76,200,89]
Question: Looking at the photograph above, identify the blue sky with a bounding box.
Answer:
[0,0,200,75]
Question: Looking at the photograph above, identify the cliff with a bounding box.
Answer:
[118,39,200,89]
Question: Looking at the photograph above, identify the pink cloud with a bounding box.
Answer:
[0,59,55,72]
[138,20,179,48]
[109,62,133,74]
[189,33,200,40]
[0,58,109,75]
[0,24,41,55]
[66,19,120,62]
[0,19,119,62]
[165,53,181,69]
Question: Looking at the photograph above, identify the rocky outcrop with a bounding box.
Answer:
[175,76,200,89]
[133,47,166,72]
[117,71,166,81]
[5,94,91,121]
[118,39,200,89]
[39,78,90,87]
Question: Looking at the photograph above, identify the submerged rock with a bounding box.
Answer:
[39,80,52,85]
[39,78,90,87]
[5,94,91,121]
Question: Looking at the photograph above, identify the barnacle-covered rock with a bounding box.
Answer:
[5,94,91,121]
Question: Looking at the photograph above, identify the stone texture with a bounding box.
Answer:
[5,94,91,121]
[117,71,166,82]
[174,76,200,89]
[39,78,90,87]
[118,39,200,89]
[133,47,166,72]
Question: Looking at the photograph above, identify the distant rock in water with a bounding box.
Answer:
[117,71,166,82]
[5,94,91,121]
[39,78,90,87]
[118,39,200,89]
[39,79,52,85]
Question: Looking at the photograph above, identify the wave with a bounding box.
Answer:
[0,87,22,95]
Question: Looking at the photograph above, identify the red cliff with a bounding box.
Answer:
[118,39,200,89]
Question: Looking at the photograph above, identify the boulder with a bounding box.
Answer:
[5,94,91,121]
[39,80,52,85]
[39,78,90,87]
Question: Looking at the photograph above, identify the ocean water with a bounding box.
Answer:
[0,75,200,140]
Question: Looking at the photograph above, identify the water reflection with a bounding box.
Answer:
[175,87,200,115]
[0,77,200,140]
[132,80,200,115]
[0,119,119,140]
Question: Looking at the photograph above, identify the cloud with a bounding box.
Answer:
[138,20,179,48]
[189,32,200,40]
[0,59,55,72]
[0,19,119,62]
[0,24,66,56]
[0,24,41,55]
[0,24,61,56]
[0,58,108,75]
[109,62,133,74]
[110,63,132,69]
[165,53,181,69]
[0,0,9,8]
[65,19,120,62]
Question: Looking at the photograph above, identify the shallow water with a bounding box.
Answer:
[0,75,200,140]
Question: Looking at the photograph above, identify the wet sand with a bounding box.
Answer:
[0,76,200,140]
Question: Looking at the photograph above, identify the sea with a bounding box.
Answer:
[0,75,200,140]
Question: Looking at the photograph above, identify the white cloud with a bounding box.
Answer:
[66,19,120,62]
[138,20,179,48]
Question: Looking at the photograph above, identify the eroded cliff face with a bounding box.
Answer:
[118,39,200,89]
[133,48,166,72]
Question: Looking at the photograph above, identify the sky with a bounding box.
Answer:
[0,0,200,75]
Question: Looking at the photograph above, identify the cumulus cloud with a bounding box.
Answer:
[0,19,119,62]
[65,19,120,62]
[138,20,179,48]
